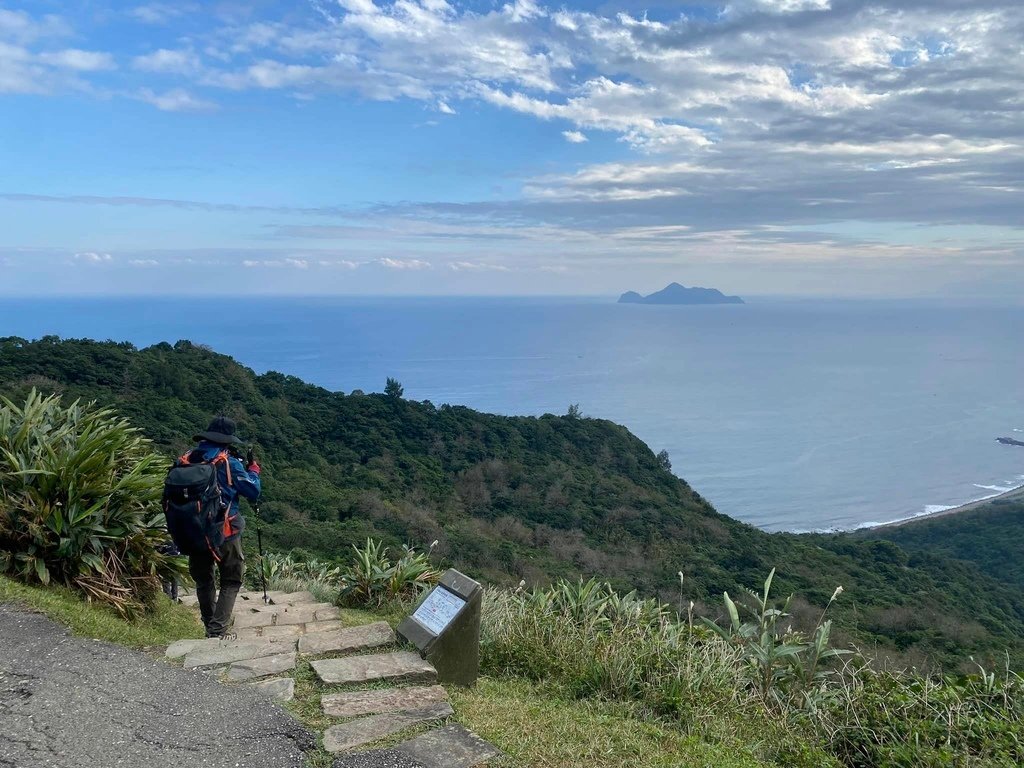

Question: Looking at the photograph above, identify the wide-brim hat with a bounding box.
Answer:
[193,415,244,446]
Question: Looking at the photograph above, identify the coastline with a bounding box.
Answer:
[868,485,1024,531]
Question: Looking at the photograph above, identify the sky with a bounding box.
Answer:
[0,0,1022,297]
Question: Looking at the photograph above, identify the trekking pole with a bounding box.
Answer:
[253,500,270,604]
[246,446,270,605]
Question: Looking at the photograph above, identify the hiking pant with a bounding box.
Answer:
[189,537,245,637]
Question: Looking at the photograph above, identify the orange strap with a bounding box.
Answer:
[211,450,233,487]
[180,449,233,487]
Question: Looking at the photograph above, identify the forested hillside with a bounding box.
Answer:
[2,335,1022,668]
[866,492,1024,591]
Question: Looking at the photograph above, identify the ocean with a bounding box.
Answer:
[1,296,1022,532]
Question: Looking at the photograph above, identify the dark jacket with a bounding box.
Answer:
[193,440,261,542]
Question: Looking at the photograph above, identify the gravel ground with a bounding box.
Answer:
[0,604,314,768]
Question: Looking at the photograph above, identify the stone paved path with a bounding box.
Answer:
[175,589,501,766]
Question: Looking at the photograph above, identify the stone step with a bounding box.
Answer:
[303,620,345,634]
[251,677,296,703]
[275,606,321,626]
[233,601,280,614]
[299,621,395,656]
[322,703,454,754]
[166,637,222,659]
[322,685,448,718]
[183,639,295,669]
[235,590,288,604]
[225,650,297,682]
[233,611,276,629]
[331,750,429,768]
[235,589,315,606]
[314,605,342,621]
[394,725,502,768]
[231,602,337,628]
[312,652,437,686]
[236,620,344,641]
[235,624,303,642]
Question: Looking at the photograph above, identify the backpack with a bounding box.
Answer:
[163,449,233,559]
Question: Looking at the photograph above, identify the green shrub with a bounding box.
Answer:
[702,568,851,713]
[255,551,342,602]
[336,538,440,608]
[0,391,184,617]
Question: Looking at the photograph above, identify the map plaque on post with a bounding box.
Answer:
[397,569,482,687]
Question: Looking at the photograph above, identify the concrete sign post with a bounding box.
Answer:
[397,569,482,687]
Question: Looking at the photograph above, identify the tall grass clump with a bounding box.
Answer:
[819,662,1024,767]
[0,391,184,617]
[482,578,750,729]
[481,574,1024,767]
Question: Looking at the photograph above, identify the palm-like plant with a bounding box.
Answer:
[338,538,440,608]
[0,391,185,617]
[702,568,850,712]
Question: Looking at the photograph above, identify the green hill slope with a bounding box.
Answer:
[864,491,1024,590]
[1,335,1022,668]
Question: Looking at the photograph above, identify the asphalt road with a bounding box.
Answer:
[0,604,314,768]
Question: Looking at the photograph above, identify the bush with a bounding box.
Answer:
[336,538,440,608]
[255,551,342,603]
[0,391,184,617]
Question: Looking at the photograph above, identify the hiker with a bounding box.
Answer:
[165,416,261,638]
[159,540,181,601]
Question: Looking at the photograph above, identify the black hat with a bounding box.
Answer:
[193,415,244,446]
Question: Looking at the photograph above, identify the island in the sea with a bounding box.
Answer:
[618,282,745,305]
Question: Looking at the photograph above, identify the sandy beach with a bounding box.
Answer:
[873,484,1024,530]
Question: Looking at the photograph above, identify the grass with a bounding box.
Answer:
[0,573,203,648]
[0,571,841,767]
[0,573,814,768]
[451,677,773,768]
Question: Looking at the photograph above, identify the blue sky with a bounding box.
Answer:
[1,0,1022,297]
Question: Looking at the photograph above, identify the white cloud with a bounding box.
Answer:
[379,257,431,270]
[729,0,831,13]
[0,9,71,44]
[38,49,115,71]
[3,0,1022,280]
[242,258,314,269]
[129,259,159,266]
[448,261,511,271]
[74,252,113,263]
[0,11,94,94]
[133,49,200,74]
[129,3,194,25]
[138,87,215,111]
